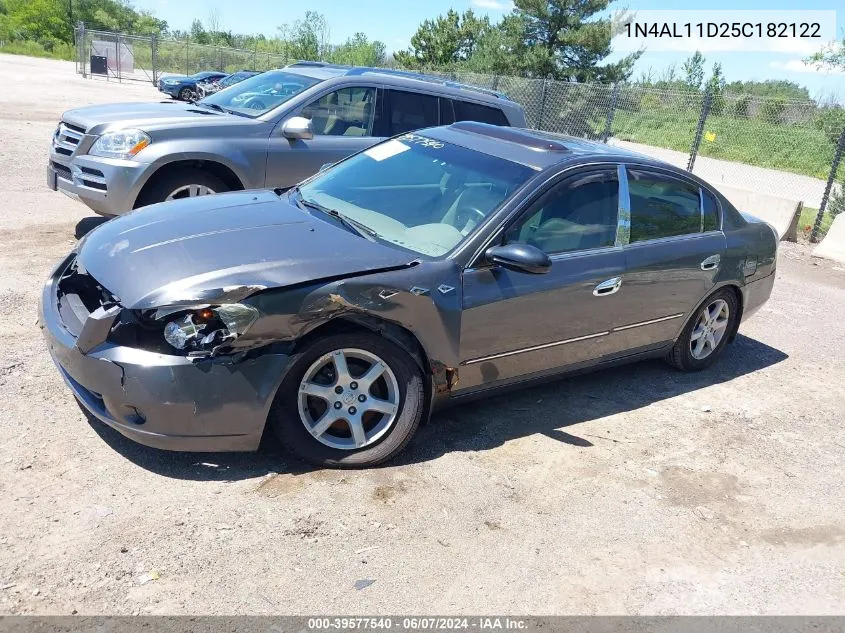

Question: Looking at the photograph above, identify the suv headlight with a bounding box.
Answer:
[89,129,151,160]
[157,304,260,355]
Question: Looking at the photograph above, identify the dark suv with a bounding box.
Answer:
[47,63,528,216]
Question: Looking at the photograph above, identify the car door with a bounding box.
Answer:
[618,166,727,350]
[457,166,636,392]
[265,85,383,188]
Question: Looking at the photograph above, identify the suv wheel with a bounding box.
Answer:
[136,168,227,207]
[268,332,425,468]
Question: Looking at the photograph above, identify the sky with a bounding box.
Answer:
[131,0,845,99]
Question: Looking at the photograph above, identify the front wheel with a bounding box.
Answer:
[667,289,739,371]
[178,86,194,101]
[269,332,425,468]
[136,168,227,208]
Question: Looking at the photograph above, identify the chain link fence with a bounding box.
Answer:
[74,24,292,85]
[73,24,844,242]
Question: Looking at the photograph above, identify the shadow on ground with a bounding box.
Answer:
[75,217,110,239]
[82,334,787,480]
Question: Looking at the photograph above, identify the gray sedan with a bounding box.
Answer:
[40,123,777,467]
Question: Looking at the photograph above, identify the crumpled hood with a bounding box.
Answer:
[76,190,418,310]
[62,101,243,135]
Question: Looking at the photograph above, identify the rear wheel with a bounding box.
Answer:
[268,332,425,468]
[667,289,739,371]
[136,168,226,207]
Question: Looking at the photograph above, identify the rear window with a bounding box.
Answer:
[454,100,509,126]
[702,190,720,232]
[388,90,440,135]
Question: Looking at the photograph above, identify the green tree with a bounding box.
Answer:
[278,10,328,61]
[706,61,725,114]
[5,0,66,42]
[466,0,639,81]
[394,9,490,69]
[682,51,705,91]
[806,38,845,70]
[329,32,386,67]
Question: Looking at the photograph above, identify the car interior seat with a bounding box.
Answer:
[311,91,341,135]
[528,181,618,253]
[344,91,372,137]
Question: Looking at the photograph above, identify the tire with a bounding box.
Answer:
[667,288,739,371]
[136,168,227,207]
[178,86,193,101]
[268,332,425,468]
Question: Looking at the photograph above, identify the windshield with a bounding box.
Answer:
[297,134,535,257]
[199,70,321,117]
[191,72,218,80]
[219,72,249,87]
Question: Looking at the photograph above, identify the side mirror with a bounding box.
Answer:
[282,116,313,140]
[318,162,333,173]
[485,243,551,275]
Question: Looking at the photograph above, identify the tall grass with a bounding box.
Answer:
[0,40,74,61]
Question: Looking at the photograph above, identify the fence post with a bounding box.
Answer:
[79,22,87,78]
[115,35,121,82]
[185,40,189,76]
[537,77,549,130]
[811,126,845,243]
[151,34,158,84]
[687,88,712,172]
[602,82,621,143]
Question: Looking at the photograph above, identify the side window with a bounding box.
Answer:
[702,189,720,232]
[301,87,375,137]
[627,169,702,243]
[387,90,439,135]
[505,169,619,255]
[454,100,509,126]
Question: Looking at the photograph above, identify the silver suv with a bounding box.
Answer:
[47,63,527,216]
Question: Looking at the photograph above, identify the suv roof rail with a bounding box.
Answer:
[343,67,508,100]
[286,60,350,69]
[450,121,570,151]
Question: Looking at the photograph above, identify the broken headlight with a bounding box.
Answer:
[160,304,259,355]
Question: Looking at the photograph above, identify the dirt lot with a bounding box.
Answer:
[1,54,845,616]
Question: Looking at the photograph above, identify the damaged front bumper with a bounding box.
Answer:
[39,254,291,452]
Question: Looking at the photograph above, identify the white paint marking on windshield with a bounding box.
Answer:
[364,140,411,162]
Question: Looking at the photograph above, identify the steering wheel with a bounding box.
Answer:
[453,205,487,235]
[243,97,267,110]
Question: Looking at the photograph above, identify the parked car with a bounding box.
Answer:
[196,70,260,99]
[157,71,228,101]
[40,123,778,467]
[46,63,527,216]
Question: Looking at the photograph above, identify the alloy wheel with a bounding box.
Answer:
[689,298,730,360]
[297,348,400,450]
[165,184,216,200]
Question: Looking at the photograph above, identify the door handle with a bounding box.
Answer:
[700,254,721,271]
[593,276,622,297]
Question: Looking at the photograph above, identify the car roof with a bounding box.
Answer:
[281,62,513,106]
[421,122,669,172]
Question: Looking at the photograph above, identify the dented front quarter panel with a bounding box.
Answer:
[238,260,464,398]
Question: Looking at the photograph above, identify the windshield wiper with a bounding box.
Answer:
[194,101,251,118]
[194,101,224,112]
[292,187,379,242]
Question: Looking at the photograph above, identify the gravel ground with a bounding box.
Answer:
[1,54,845,616]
